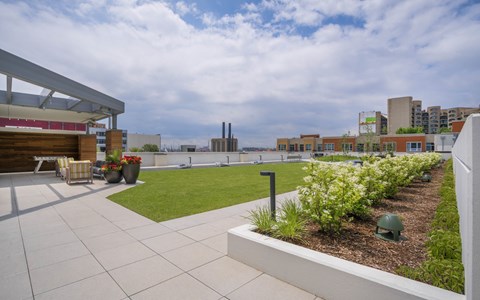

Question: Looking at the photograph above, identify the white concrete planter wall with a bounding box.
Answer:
[228,224,464,300]
[97,150,451,168]
[152,151,311,167]
[452,114,480,300]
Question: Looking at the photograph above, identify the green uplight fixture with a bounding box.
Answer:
[374,213,406,242]
[421,172,432,182]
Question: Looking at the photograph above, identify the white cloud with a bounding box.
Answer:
[0,0,479,147]
[107,1,192,35]
[175,1,197,16]
[76,0,107,16]
[260,0,365,26]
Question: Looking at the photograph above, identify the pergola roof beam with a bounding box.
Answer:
[66,98,83,110]
[0,91,106,114]
[0,49,124,115]
[6,75,12,104]
[38,88,55,108]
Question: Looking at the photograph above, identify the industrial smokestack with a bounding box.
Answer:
[228,123,232,152]
[222,122,225,139]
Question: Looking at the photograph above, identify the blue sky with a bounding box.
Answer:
[0,0,479,148]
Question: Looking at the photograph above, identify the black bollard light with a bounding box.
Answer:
[260,171,276,220]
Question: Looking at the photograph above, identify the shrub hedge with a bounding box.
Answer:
[397,160,464,294]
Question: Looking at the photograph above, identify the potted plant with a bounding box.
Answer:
[102,149,123,183]
[121,155,142,184]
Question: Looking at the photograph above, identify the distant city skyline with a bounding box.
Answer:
[0,0,479,148]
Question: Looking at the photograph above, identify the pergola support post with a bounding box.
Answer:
[106,129,123,157]
[112,114,118,130]
[78,134,97,162]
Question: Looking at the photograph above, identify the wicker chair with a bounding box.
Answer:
[65,161,93,184]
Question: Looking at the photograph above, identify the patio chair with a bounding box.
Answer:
[92,160,106,179]
[56,157,74,179]
[65,161,93,184]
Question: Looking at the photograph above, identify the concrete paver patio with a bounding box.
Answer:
[0,172,322,300]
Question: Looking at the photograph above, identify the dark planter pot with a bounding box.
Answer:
[104,170,123,183]
[123,164,140,184]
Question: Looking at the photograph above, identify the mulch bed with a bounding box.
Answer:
[297,164,444,274]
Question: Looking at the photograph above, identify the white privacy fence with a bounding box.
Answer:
[452,114,480,300]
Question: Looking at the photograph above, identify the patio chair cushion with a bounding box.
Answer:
[57,157,74,179]
[66,161,93,184]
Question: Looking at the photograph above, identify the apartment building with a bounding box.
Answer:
[412,100,423,128]
[276,133,436,153]
[277,134,359,153]
[387,97,479,134]
[387,96,413,134]
[427,106,441,134]
[447,107,480,126]
[276,96,475,154]
[277,134,321,153]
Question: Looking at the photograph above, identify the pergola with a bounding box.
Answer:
[0,49,126,172]
[0,48,124,127]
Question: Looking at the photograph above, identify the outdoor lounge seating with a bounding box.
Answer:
[56,157,74,178]
[65,161,93,184]
[92,160,106,178]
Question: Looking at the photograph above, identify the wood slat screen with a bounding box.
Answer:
[78,134,97,162]
[0,132,79,173]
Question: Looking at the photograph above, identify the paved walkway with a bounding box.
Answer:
[0,172,320,300]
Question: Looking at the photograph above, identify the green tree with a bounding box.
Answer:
[396,127,424,134]
[142,144,160,152]
[439,127,452,133]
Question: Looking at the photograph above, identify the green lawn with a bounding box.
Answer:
[108,162,306,222]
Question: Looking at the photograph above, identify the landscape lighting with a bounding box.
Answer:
[374,213,405,242]
[421,172,432,182]
[260,171,276,220]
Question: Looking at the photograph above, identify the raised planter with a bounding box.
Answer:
[104,170,123,183]
[228,224,464,300]
[122,164,140,184]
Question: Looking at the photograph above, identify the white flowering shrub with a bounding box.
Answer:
[377,155,409,198]
[298,161,365,233]
[356,160,386,206]
[297,153,442,233]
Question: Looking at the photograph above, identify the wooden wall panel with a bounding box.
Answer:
[106,130,123,157]
[0,132,79,173]
[78,134,96,162]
